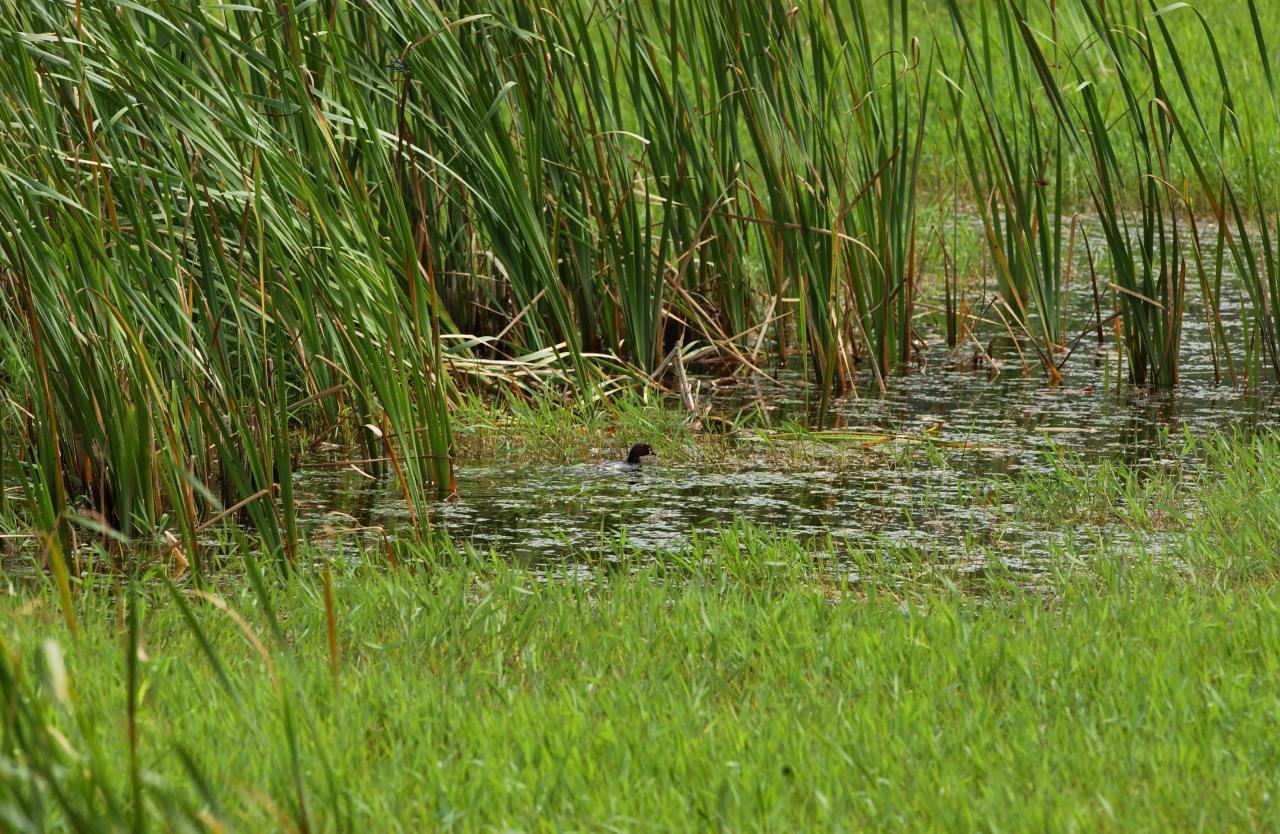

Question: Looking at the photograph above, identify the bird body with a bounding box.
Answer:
[598,442,654,473]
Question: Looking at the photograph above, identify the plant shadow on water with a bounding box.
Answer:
[292,288,1280,570]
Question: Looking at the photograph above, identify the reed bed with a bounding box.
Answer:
[0,0,1278,549]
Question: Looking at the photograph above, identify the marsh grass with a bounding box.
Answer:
[0,0,458,571]
[4,429,1280,831]
[943,1,1077,382]
[1148,0,1280,383]
[0,0,936,554]
[4,0,1280,559]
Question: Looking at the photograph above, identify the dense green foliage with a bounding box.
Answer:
[2,0,1279,548]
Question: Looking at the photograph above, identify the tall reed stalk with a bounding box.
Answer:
[944,0,1073,382]
[1008,0,1189,386]
[0,0,457,567]
[1142,0,1276,383]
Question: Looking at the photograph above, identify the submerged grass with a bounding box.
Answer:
[446,390,978,471]
[3,430,1280,831]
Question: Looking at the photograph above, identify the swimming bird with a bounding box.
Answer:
[599,442,654,473]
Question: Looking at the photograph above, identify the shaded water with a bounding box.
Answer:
[294,289,1279,567]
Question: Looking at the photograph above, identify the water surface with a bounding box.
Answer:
[294,289,1279,567]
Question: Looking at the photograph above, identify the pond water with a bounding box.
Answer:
[292,287,1279,569]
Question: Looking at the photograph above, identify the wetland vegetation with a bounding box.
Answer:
[7,430,1280,831]
[2,0,1280,829]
